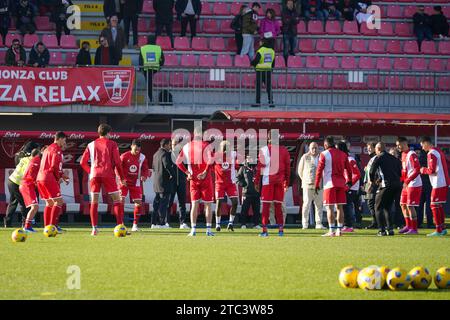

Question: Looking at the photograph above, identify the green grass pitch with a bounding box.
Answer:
[1,224,449,300]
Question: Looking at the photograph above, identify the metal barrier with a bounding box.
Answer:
[134,67,450,113]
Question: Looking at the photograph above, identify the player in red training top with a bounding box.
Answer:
[118,139,150,232]
[176,126,214,236]
[396,137,422,235]
[255,130,291,237]
[214,141,239,232]
[419,136,450,237]
[315,136,353,237]
[36,131,69,232]
[20,148,42,233]
[80,124,125,236]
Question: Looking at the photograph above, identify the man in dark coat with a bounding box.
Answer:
[123,0,143,48]
[100,14,126,63]
[94,36,118,65]
[76,41,92,65]
[28,41,50,67]
[153,0,175,47]
[103,0,123,22]
[175,0,201,38]
[5,38,26,66]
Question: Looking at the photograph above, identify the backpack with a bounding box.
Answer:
[158,89,173,105]
[230,14,243,32]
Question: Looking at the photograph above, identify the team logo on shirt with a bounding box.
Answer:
[129,165,138,173]
[222,162,230,170]
[102,70,132,104]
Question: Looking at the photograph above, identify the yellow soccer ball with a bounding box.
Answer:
[378,266,391,289]
[409,267,432,290]
[357,266,382,290]
[114,224,128,238]
[11,229,27,242]
[434,267,450,289]
[43,225,57,238]
[339,266,360,288]
[387,268,412,291]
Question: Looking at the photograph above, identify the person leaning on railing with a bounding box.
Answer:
[139,35,165,103]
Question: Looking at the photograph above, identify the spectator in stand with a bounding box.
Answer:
[323,0,341,20]
[5,38,26,66]
[281,0,302,16]
[76,41,92,65]
[354,1,373,25]
[154,0,175,48]
[51,0,72,46]
[15,0,36,35]
[100,14,125,64]
[281,0,300,62]
[123,0,143,49]
[259,8,280,49]
[413,5,433,50]
[301,0,326,22]
[28,41,49,67]
[94,36,118,65]
[240,2,260,60]
[251,38,275,107]
[337,0,355,21]
[231,5,246,55]
[431,6,449,39]
[0,0,12,46]
[103,0,123,22]
[176,0,201,39]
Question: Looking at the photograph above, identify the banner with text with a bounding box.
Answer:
[0,66,135,107]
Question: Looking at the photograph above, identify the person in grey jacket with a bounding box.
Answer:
[152,139,175,228]
[236,155,261,228]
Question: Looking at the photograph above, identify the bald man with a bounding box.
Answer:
[298,142,325,229]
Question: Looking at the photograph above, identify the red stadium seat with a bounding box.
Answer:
[351,39,367,54]
[153,73,168,86]
[305,56,322,69]
[138,18,148,32]
[367,75,381,90]
[358,56,375,70]
[187,73,206,87]
[265,3,282,16]
[35,16,53,31]
[164,54,179,66]
[332,75,349,90]
[403,76,419,90]
[216,54,233,67]
[230,3,243,15]
[219,19,234,34]
[201,2,213,15]
[209,37,226,51]
[384,75,401,90]
[341,56,356,69]
[395,23,412,36]
[403,40,419,54]
[420,41,437,54]
[198,54,214,67]
[428,58,445,72]
[420,76,435,91]
[438,41,450,54]
[343,21,359,35]
[174,37,190,50]
[213,2,230,15]
[156,36,172,50]
[386,40,402,54]
[411,58,427,71]
[138,35,147,47]
[313,75,330,89]
[191,37,208,51]
[297,21,307,34]
[227,38,237,52]
[142,1,154,14]
[295,74,313,89]
[241,73,256,88]
[275,55,286,68]
[316,39,332,53]
[276,74,295,89]
[202,19,219,33]
[49,51,64,65]
[180,54,197,67]
[224,73,240,89]
[287,56,303,68]
[378,22,394,36]
[368,39,385,54]
[334,39,350,53]
[360,23,377,36]
[42,34,58,48]
[403,6,417,18]
[437,77,450,91]
[325,20,342,35]
[393,58,410,71]
[308,21,324,34]
[234,55,250,67]
[5,33,22,47]
[169,72,185,87]
[60,35,77,49]
[387,5,403,19]
[64,51,78,65]
[23,34,39,48]
[377,57,392,70]
[323,56,339,69]
[298,39,314,53]
[0,50,6,63]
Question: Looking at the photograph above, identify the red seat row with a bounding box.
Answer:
[2,33,77,49]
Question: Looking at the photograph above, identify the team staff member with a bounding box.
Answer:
[419,136,450,237]
[118,139,150,232]
[363,142,378,229]
[369,142,402,236]
[237,155,261,229]
[251,39,275,107]
[139,35,165,103]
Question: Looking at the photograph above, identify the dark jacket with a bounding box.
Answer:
[337,0,355,20]
[0,0,12,30]
[50,0,73,24]
[103,0,120,20]
[94,45,118,65]
[76,48,92,65]
[369,151,402,190]
[413,12,432,32]
[237,164,259,197]
[431,13,449,35]
[15,1,36,28]
[100,25,125,61]
[122,0,143,18]
[5,44,26,66]
[281,6,300,35]
[301,0,323,11]
[28,43,50,67]
[153,0,174,24]
[242,7,258,34]
[175,0,201,20]
[152,147,175,194]
[230,12,243,33]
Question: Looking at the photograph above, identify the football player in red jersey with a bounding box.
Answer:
[36,132,69,233]
[118,139,150,232]
[81,124,126,236]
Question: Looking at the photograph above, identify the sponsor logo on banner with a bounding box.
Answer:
[437,137,450,145]
[102,70,132,104]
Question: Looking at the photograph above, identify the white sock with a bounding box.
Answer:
[206,223,212,232]
[216,216,221,226]
[229,215,235,223]
[191,224,196,231]
[337,223,343,229]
